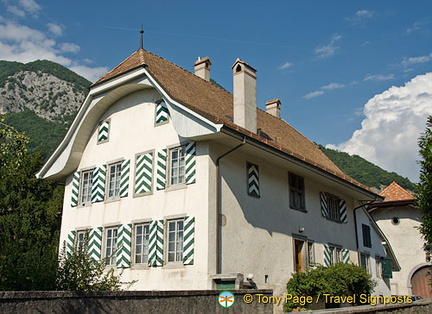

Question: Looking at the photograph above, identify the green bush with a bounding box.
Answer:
[284,263,376,312]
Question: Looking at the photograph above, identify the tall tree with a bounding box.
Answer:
[418,115,432,249]
[0,116,63,290]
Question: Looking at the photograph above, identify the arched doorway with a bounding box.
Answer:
[411,266,432,299]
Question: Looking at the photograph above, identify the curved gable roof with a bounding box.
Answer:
[92,48,373,193]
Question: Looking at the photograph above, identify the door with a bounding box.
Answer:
[411,266,432,299]
[294,240,304,273]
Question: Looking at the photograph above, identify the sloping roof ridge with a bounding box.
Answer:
[143,49,234,97]
[380,181,416,202]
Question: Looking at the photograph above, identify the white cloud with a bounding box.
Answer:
[364,74,395,82]
[278,62,292,70]
[314,34,341,59]
[69,65,109,83]
[322,83,345,90]
[406,22,422,34]
[346,10,375,25]
[0,19,106,81]
[47,23,63,36]
[327,73,432,182]
[60,42,80,53]
[303,90,324,99]
[401,52,432,67]
[4,0,40,18]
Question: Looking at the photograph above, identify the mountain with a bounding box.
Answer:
[0,60,90,125]
[319,145,416,193]
[0,59,416,192]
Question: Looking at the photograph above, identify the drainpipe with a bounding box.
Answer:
[215,137,246,274]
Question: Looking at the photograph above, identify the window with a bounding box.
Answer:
[375,255,382,278]
[289,173,305,210]
[107,162,122,199]
[307,242,315,266]
[75,230,87,249]
[362,224,372,248]
[167,219,184,262]
[105,227,118,266]
[327,244,342,266]
[360,252,371,274]
[169,147,186,186]
[79,170,93,205]
[135,223,150,264]
[326,193,341,222]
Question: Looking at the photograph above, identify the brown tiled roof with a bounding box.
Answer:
[93,49,372,192]
[380,181,416,202]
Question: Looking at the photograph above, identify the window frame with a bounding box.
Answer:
[362,224,372,248]
[104,226,118,266]
[326,193,341,222]
[328,244,343,266]
[307,241,315,267]
[75,230,88,250]
[134,222,150,265]
[289,172,306,211]
[168,146,186,187]
[166,218,184,263]
[106,161,122,201]
[360,252,371,274]
[78,169,94,206]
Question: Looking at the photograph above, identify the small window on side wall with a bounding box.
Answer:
[97,119,110,144]
[289,172,305,211]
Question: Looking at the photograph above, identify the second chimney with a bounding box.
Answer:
[265,99,281,118]
[232,58,257,133]
[194,57,211,81]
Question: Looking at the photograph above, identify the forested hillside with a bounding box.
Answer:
[319,145,416,192]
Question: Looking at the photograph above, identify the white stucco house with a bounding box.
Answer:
[369,182,430,299]
[36,45,396,298]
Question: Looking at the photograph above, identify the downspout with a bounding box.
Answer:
[215,137,246,274]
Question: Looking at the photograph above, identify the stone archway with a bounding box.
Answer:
[411,266,432,299]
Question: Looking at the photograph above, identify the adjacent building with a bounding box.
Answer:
[369,182,430,299]
[37,46,395,298]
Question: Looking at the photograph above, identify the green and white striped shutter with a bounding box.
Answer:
[342,248,350,264]
[156,149,167,190]
[91,165,106,203]
[185,142,196,185]
[71,172,80,207]
[324,244,331,267]
[98,120,110,143]
[155,101,169,124]
[116,224,132,268]
[183,216,195,265]
[339,199,347,223]
[135,152,153,195]
[320,192,328,218]
[88,227,102,261]
[247,163,260,197]
[148,220,164,267]
[120,159,130,198]
[66,231,76,257]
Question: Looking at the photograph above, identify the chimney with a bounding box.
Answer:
[265,99,281,118]
[232,58,257,133]
[194,57,212,81]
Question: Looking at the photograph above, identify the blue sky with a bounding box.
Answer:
[1,0,431,183]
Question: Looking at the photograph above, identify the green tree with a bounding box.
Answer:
[418,116,432,248]
[56,235,133,291]
[0,116,63,290]
[284,263,376,312]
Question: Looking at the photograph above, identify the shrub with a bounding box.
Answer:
[284,263,376,312]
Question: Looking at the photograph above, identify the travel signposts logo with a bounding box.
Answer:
[218,291,235,308]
